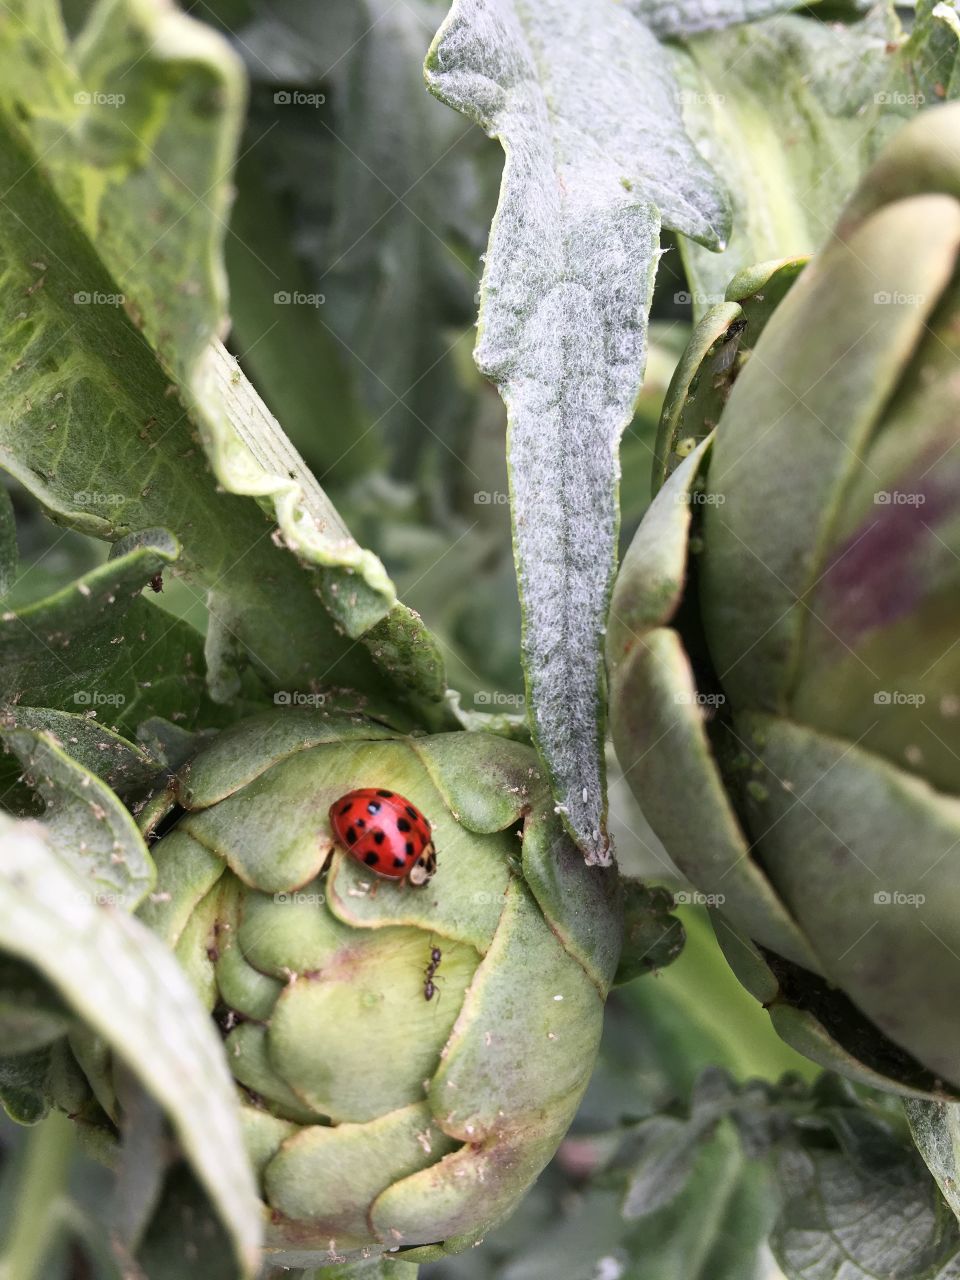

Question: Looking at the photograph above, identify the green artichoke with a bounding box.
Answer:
[138,708,621,1268]
[608,104,960,1099]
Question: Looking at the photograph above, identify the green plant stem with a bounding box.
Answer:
[0,1111,75,1280]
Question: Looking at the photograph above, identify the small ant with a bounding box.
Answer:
[149,572,164,593]
[423,945,442,1001]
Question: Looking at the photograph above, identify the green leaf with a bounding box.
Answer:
[0,958,71,1057]
[630,0,813,38]
[3,707,159,799]
[0,724,154,909]
[614,883,685,984]
[625,1124,773,1280]
[772,1139,960,1280]
[906,1100,960,1228]
[193,341,445,702]
[274,1261,420,1280]
[622,1114,713,1220]
[0,487,15,597]
[0,0,444,713]
[673,3,960,309]
[0,814,261,1277]
[426,0,730,861]
[0,530,217,736]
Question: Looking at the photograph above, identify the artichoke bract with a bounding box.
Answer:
[139,708,621,1268]
[608,104,960,1099]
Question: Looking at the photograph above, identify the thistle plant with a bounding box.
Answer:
[0,1,959,1279]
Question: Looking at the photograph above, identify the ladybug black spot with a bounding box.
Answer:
[376,789,393,798]
[365,852,380,867]
[356,818,365,828]
[345,826,358,845]
[367,801,381,815]
[396,817,411,833]
[373,830,385,845]
[393,856,406,869]
[339,804,352,816]
[405,805,418,820]
[405,841,414,856]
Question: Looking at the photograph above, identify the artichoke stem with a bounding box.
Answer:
[0,1111,75,1280]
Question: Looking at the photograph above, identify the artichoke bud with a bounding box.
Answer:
[609,104,960,1099]
[138,709,622,1267]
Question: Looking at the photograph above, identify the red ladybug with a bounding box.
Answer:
[329,789,437,886]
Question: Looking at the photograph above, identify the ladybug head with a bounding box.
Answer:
[408,843,437,887]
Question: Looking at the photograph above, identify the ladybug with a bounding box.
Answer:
[329,789,437,886]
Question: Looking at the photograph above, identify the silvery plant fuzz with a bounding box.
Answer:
[608,104,960,1099]
[138,708,622,1268]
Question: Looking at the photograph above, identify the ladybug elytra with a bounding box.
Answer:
[329,788,437,886]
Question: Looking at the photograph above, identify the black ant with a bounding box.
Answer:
[423,945,442,1001]
[149,572,163,593]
